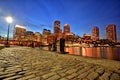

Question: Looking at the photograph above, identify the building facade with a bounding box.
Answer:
[42,29,51,45]
[25,31,34,41]
[47,34,56,44]
[54,20,60,34]
[53,20,63,40]
[34,32,41,42]
[0,36,2,40]
[92,26,99,41]
[47,20,73,44]
[13,25,26,41]
[106,24,117,42]
[64,24,70,35]
[83,33,91,43]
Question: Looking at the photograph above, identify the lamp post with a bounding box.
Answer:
[5,16,13,47]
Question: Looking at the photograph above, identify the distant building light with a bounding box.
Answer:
[15,25,26,29]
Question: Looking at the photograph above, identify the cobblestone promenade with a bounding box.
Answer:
[0,47,120,80]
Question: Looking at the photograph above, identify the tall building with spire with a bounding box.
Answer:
[92,26,99,41]
[106,24,117,42]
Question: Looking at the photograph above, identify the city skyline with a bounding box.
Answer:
[0,0,120,41]
[11,21,118,44]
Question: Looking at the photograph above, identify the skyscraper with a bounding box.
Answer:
[13,25,26,40]
[106,24,117,42]
[54,20,60,34]
[64,24,70,35]
[92,26,99,41]
[54,20,63,40]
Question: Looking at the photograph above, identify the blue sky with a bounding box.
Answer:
[0,0,120,41]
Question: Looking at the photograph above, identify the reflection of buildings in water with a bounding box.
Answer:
[73,47,80,55]
[118,48,120,60]
[106,47,118,60]
[106,47,113,59]
[68,47,74,54]
[100,47,107,58]
[65,47,69,53]
[79,47,82,56]
[96,47,101,58]
[65,47,74,54]
[92,48,96,57]
[82,47,86,56]
[65,47,87,56]
[113,48,119,60]
[85,48,92,57]
[92,47,101,58]
[65,46,120,60]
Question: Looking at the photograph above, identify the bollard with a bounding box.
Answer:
[60,38,65,53]
[32,41,34,48]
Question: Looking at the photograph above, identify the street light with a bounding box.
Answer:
[5,16,13,47]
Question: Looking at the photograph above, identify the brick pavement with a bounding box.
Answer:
[0,47,120,80]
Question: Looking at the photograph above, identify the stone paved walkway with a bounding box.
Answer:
[0,47,120,80]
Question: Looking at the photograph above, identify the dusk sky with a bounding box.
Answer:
[0,0,120,41]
